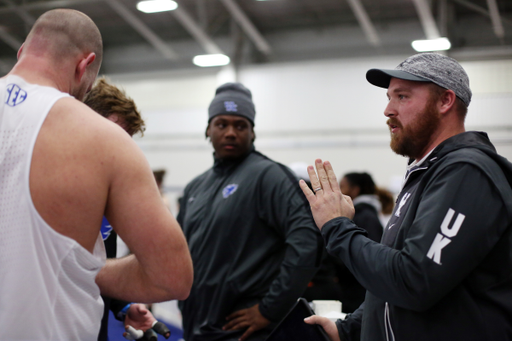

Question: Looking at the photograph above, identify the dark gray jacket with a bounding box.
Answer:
[328,132,512,341]
[178,149,322,341]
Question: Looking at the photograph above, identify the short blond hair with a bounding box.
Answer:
[25,9,102,70]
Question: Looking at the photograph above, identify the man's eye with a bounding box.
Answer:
[398,95,406,100]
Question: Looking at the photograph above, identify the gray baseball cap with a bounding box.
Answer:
[366,52,472,106]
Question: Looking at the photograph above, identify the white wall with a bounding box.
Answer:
[109,54,512,208]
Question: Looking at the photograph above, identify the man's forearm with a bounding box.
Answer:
[96,254,191,303]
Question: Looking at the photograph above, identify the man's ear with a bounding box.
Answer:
[75,52,96,82]
[106,114,119,124]
[251,129,256,143]
[205,124,210,139]
[439,89,457,115]
[17,44,25,60]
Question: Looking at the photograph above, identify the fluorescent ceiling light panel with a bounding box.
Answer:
[412,37,451,52]
[137,0,178,13]
[193,54,231,67]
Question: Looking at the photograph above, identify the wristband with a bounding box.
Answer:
[116,303,132,321]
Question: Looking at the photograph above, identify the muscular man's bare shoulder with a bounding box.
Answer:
[30,96,137,252]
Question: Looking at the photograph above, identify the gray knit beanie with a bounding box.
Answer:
[208,83,256,125]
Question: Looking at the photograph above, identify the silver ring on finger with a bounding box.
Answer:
[314,187,322,192]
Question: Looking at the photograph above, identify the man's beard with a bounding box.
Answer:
[388,97,441,160]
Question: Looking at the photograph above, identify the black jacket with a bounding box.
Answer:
[336,197,383,313]
[177,149,322,341]
[326,132,512,341]
[98,222,130,341]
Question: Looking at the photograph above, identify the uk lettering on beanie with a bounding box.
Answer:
[208,82,256,125]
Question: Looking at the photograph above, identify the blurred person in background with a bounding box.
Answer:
[339,172,383,242]
[337,172,383,313]
[376,187,395,226]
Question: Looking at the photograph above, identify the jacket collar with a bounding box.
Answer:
[212,145,255,175]
[402,131,495,187]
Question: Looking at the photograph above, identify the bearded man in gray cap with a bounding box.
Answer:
[302,53,512,341]
[177,83,322,341]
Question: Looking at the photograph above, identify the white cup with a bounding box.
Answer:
[311,300,345,322]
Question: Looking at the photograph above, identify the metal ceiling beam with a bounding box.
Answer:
[105,0,179,61]
[450,45,512,59]
[437,0,448,37]
[345,0,381,46]
[172,5,224,55]
[1,0,36,26]
[0,0,102,14]
[0,0,36,52]
[196,0,208,30]
[486,0,505,39]
[451,0,512,26]
[411,0,441,39]
[219,0,272,55]
[0,26,22,51]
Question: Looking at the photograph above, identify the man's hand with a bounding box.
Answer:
[124,304,157,332]
[223,304,270,341]
[299,159,355,229]
[123,304,171,340]
[304,315,341,341]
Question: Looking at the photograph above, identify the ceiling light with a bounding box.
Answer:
[411,37,451,52]
[137,0,178,13]
[192,54,231,67]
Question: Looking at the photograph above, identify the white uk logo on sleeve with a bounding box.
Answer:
[427,208,465,265]
[394,193,411,218]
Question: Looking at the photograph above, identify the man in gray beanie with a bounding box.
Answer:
[302,53,512,341]
[178,82,322,341]
[208,82,256,125]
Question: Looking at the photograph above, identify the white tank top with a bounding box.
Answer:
[0,75,106,341]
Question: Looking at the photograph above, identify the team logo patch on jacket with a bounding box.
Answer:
[223,184,238,198]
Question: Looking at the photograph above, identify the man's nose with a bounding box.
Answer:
[384,101,396,117]
[224,125,236,137]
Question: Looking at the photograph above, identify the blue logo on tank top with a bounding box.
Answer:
[6,84,27,107]
[222,184,238,198]
[101,216,113,240]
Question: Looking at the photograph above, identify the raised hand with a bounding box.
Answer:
[299,159,355,229]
